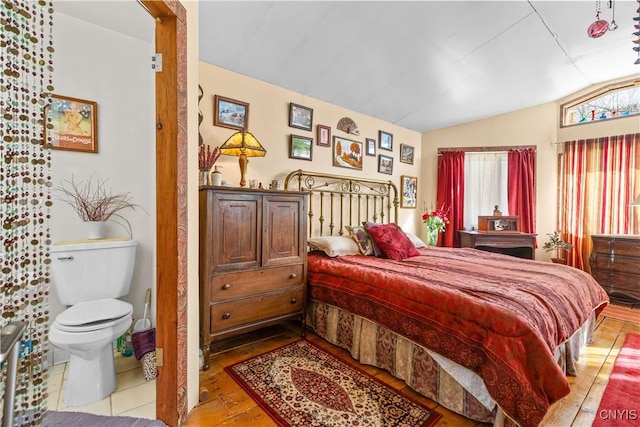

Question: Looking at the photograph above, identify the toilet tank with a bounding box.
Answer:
[50,239,138,305]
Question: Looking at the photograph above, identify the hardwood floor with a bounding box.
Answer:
[186,305,640,427]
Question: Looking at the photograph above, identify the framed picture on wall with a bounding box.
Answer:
[214,95,249,130]
[379,130,393,151]
[333,136,363,170]
[289,134,313,161]
[46,94,98,153]
[378,154,393,175]
[317,124,331,147]
[366,138,376,156]
[400,175,418,208]
[400,144,414,164]
[289,102,313,131]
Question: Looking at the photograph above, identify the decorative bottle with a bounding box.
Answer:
[212,166,222,186]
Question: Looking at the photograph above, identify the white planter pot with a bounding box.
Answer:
[87,221,107,239]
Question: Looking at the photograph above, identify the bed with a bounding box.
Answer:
[283,170,610,427]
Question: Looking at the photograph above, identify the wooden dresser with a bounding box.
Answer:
[199,187,308,369]
[589,234,640,303]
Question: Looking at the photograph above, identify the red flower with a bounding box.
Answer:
[422,204,450,233]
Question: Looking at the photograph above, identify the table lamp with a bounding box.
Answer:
[219,130,266,187]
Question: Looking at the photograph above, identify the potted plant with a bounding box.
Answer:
[542,231,574,264]
[55,175,141,239]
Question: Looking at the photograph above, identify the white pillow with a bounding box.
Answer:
[308,236,361,257]
[404,231,427,248]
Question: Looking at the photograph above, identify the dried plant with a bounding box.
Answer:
[55,175,142,237]
[199,145,221,170]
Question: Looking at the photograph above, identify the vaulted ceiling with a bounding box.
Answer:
[54,1,640,133]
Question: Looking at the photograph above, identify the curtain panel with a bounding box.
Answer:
[437,151,465,247]
[508,148,536,236]
[560,133,640,270]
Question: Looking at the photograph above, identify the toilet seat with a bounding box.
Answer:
[55,298,133,333]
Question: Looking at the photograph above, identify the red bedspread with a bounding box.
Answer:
[307,247,609,427]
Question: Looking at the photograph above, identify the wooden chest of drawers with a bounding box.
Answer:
[199,187,308,369]
[589,234,640,303]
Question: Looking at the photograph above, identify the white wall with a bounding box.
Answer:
[50,11,156,358]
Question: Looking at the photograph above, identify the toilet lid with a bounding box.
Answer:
[57,298,132,329]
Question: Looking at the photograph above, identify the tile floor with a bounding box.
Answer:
[47,352,156,419]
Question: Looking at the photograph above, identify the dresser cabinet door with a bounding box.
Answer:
[262,195,306,267]
[213,194,261,272]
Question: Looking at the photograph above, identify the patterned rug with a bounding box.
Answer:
[601,305,640,325]
[224,340,442,427]
[592,333,640,427]
[43,410,167,427]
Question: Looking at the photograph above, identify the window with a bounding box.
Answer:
[561,80,640,127]
[464,152,508,230]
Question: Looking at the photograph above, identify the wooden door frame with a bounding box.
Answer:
[139,1,188,426]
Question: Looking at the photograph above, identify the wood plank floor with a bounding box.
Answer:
[186,304,640,427]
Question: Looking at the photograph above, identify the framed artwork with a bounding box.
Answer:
[333,136,363,170]
[379,130,393,151]
[214,95,249,130]
[400,175,418,209]
[366,138,376,156]
[378,154,393,175]
[46,94,98,153]
[400,144,415,164]
[317,124,331,147]
[289,102,313,131]
[289,134,313,161]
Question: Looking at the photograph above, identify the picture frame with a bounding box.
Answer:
[378,154,393,175]
[400,175,418,209]
[46,94,98,153]
[379,130,393,151]
[289,134,313,161]
[400,144,415,164]
[289,102,313,131]
[317,124,331,147]
[214,95,249,131]
[332,136,363,170]
[365,138,376,156]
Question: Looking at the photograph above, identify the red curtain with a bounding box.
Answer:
[507,148,536,235]
[560,134,640,270]
[437,151,465,247]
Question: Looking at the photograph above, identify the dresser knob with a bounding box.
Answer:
[290,298,297,304]
[222,284,231,290]
[289,273,297,279]
[222,312,231,320]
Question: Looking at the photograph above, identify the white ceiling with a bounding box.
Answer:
[53,1,640,133]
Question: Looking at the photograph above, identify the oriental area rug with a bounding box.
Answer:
[600,305,640,325]
[224,340,442,427]
[592,333,640,427]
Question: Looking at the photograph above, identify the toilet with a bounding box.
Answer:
[48,239,138,407]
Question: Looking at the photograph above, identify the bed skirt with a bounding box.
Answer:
[307,300,596,426]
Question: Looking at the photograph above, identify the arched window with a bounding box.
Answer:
[560,79,639,127]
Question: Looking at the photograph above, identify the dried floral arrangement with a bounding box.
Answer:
[55,175,141,237]
[199,145,221,170]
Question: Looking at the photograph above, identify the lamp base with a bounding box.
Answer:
[239,153,247,187]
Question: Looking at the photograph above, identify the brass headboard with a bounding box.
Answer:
[284,169,399,237]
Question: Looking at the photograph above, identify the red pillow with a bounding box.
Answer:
[364,223,420,260]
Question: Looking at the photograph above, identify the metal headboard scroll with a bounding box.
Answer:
[284,169,399,237]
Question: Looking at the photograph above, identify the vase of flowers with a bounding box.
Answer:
[55,175,141,239]
[198,145,221,186]
[422,204,450,246]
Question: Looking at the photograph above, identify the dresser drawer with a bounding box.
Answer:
[210,287,304,333]
[211,265,303,302]
[610,241,640,258]
[594,254,637,274]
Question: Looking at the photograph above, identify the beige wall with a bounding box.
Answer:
[199,62,424,233]
[422,75,639,260]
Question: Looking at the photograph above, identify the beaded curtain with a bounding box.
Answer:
[1,0,53,425]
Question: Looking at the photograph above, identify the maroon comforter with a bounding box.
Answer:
[307,246,609,427]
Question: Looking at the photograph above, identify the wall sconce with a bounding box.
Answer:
[219,130,266,187]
